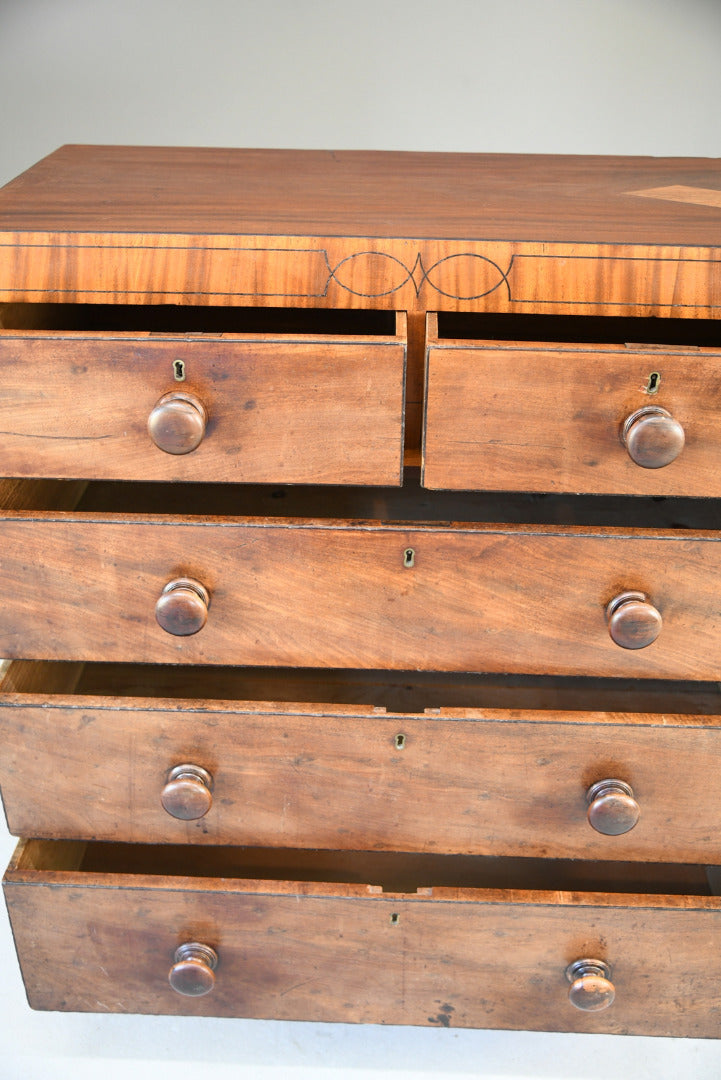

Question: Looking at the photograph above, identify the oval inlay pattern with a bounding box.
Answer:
[330,252,414,297]
[423,253,511,300]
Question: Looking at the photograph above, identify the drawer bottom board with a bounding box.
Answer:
[5,839,721,1037]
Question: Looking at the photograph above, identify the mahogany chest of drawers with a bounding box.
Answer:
[2,146,721,1036]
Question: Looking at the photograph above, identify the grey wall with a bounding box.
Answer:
[2,0,721,185]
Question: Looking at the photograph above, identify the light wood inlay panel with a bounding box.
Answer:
[629,185,721,210]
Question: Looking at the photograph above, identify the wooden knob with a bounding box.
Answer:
[155,578,210,636]
[169,943,218,997]
[161,764,214,820]
[606,591,661,650]
[586,779,640,835]
[622,406,684,469]
[566,959,615,1012]
[148,391,207,455]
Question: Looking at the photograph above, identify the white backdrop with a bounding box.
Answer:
[1,1,721,1077]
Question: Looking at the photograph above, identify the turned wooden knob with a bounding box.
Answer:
[155,578,210,636]
[169,943,218,997]
[161,764,214,820]
[622,406,684,469]
[606,591,662,650]
[586,779,640,835]
[566,959,615,1012]
[148,391,207,455]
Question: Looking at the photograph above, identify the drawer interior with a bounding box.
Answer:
[4,659,721,716]
[0,302,399,337]
[2,474,719,529]
[9,838,719,897]
[435,311,721,347]
[6,303,718,347]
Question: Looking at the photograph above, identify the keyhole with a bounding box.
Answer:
[174,360,186,381]
[645,371,660,394]
[403,548,415,568]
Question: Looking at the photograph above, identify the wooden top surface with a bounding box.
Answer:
[2,144,721,245]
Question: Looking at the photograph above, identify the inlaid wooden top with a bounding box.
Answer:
[1,146,720,314]
[1,144,721,244]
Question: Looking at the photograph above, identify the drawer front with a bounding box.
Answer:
[423,340,721,495]
[1,514,720,677]
[0,330,405,484]
[3,687,721,861]
[5,840,721,1036]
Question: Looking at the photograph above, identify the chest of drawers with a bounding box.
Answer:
[2,146,721,1036]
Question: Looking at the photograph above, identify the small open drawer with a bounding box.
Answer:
[2,661,721,862]
[422,311,721,495]
[0,304,406,485]
[5,838,721,1035]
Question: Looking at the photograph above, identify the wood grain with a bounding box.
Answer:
[0,328,405,484]
[6,838,721,1035]
[3,681,721,861]
[2,233,720,318]
[423,337,721,495]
